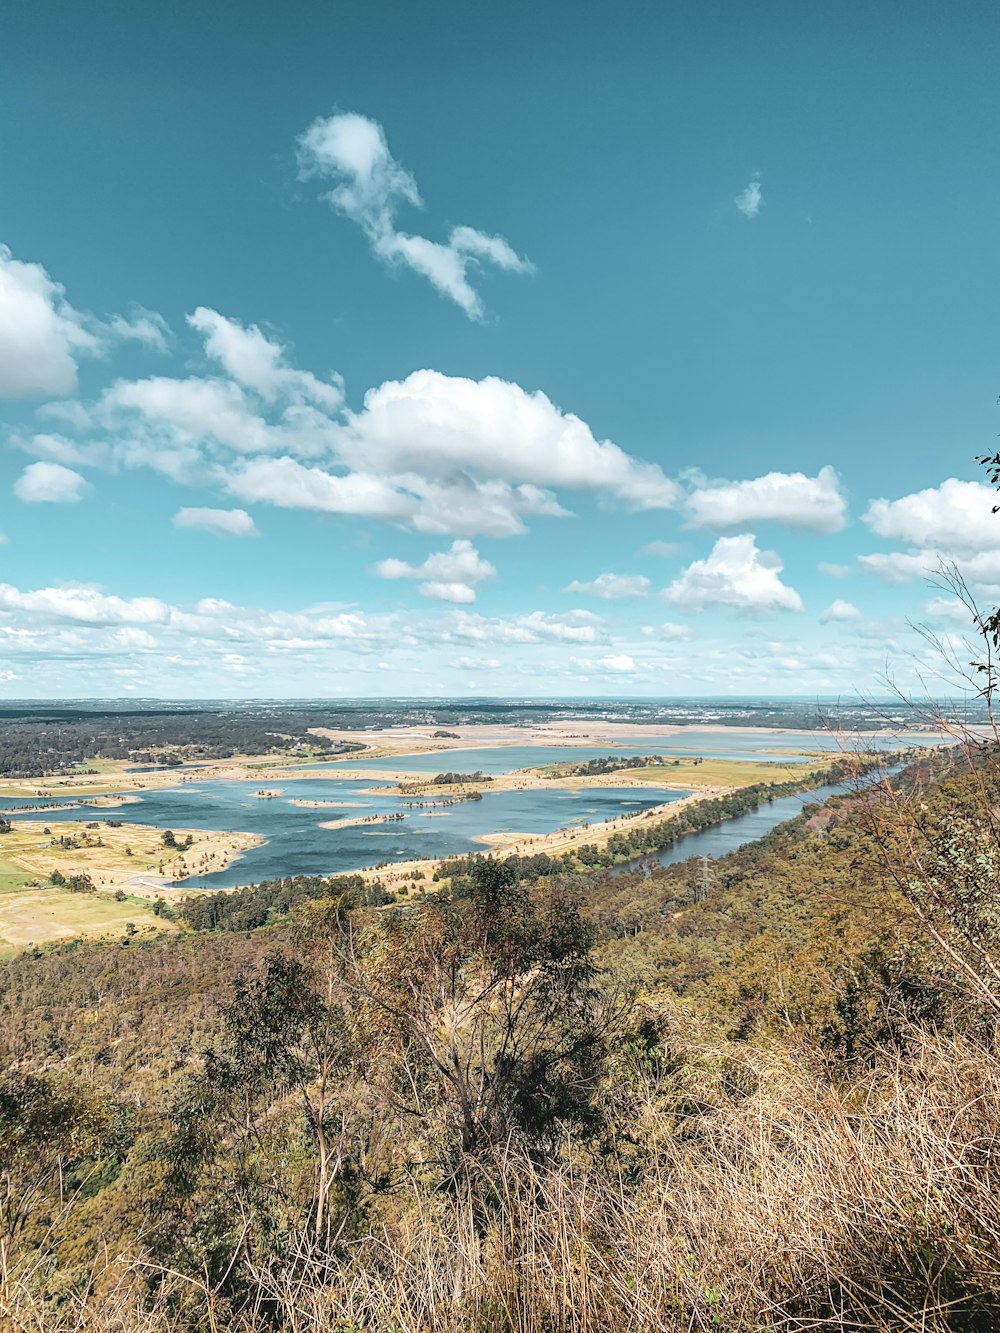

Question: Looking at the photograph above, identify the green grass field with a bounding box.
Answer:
[0,858,34,894]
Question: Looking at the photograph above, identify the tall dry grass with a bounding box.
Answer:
[5,1030,998,1332]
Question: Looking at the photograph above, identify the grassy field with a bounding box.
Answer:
[0,816,255,953]
[0,880,175,953]
[0,818,260,890]
[536,756,820,788]
[0,857,33,894]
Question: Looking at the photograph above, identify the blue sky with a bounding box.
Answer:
[1,0,998,698]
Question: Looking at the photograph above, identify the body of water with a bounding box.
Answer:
[611,773,891,875]
[1,779,692,889]
[296,729,926,776]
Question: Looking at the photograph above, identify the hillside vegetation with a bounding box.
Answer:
[3,734,1000,1331]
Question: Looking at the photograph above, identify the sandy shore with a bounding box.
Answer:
[349,786,729,890]
[290,799,366,809]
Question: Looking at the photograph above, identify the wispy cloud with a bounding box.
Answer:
[564,573,650,600]
[297,111,533,319]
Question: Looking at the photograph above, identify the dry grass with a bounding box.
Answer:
[4,1031,999,1332]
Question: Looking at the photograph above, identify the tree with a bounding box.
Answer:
[350,857,631,1165]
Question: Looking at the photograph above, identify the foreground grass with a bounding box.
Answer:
[3,1031,998,1332]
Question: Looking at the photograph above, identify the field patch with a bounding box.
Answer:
[0,884,175,951]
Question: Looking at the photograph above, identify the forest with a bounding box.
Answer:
[0,706,364,777]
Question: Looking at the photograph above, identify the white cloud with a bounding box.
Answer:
[340,370,679,510]
[0,584,169,625]
[456,655,500,670]
[297,111,533,320]
[41,327,672,537]
[109,307,171,351]
[859,548,1000,597]
[819,562,851,578]
[13,461,90,503]
[187,307,342,410]
[173,507,259,537]
[735,173,763,219]
[568,652,640,675]
[663,534,803,613]
[226,458,418,521]
[110,627,157,650]
[0,244,101,397]
[443,609,604,645]
[923,597,973,623]
[102,375,274,454]
[375,539,496,603]
[686,466,846,532]
[599,653,636,673]
[640,621,693,641]
[820,599,861,622]
[863,479,1000,553]
[642,540,680,558]
[564,572,651,600]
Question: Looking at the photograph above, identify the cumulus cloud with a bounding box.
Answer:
[297,111,533,319]
[14,461,90,503]
[735,173,763,219]
[0,244,172,399]
[858,481,1000,596]
[642,540,680,559]
[339,370,679,511]
[863,479,999,553]
[173,507,259,537]
[663,534,803,613]
[32,315,673,538]
[686,466,846,532]
[102,375,275,455]
[820,599,861,622]
[375,539,497,603]
[819,562,852,578]
[564,572,650,600]
[0,244,101,397]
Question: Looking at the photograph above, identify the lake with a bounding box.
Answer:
[1,779,693,889]
[296,728,925,775]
